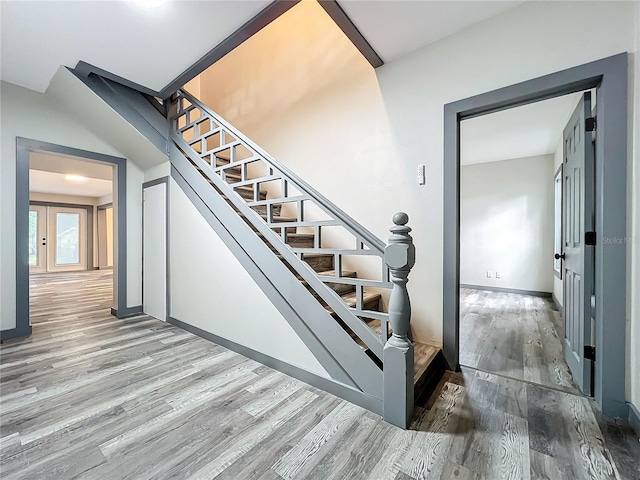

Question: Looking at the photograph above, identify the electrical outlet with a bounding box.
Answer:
[487,271,492,278]
[496,272,501,279]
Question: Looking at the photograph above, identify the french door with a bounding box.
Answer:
[29,205,88,274]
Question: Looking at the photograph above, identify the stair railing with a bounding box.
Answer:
[168,89,393,361]
[383,213,416,428]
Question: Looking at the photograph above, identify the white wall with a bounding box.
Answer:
[143,161,170,183]
[196,1,639,407]
[0,81,143,330]
[198,0,637,342]
[169,179,329,378]
[460,155,554,293]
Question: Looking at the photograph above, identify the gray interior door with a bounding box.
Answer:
[561,92,594,395]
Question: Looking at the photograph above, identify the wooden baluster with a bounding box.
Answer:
[383,212,416,428]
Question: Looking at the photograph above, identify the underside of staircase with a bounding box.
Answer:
[68,70,445,427]
[182,141,444,407]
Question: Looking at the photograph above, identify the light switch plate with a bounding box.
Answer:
[418,164,425,185]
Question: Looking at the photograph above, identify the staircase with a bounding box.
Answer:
[169,90,445,420]
[187,144,445,404]
[68,70,444,428]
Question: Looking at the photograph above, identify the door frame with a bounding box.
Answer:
[443,53,628,417]
[97,202,113,269]
[13,138,129,339]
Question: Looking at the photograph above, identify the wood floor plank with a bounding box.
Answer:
[460,288,581,395]
[1,271,636,480]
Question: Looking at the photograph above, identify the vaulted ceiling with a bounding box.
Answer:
[1,0,525,94]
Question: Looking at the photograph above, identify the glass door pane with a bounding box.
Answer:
[47,206,87,272]
[55,213,80,265]
[29,210,38,266]
[29,205,47,274]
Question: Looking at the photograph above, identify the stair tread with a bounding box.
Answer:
[413,342,440,384]
[332,291,381,310]
[260,214,298,223]
[316,270,357,279]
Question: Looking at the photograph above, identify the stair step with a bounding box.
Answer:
[258,234,314,255]
[283,233,314,248]
[251,203,282,217]
[413,343,446,407]
[301,253,334,272]
[316,269,356,280]
[203,176,267,201]
[331,291,381,312]
[305,278,355,299]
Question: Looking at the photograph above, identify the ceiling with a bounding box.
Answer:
[1,0,526,94]
[0,0,270,93]
[339,0,525,62]
[460,92,583,166]
[29,151,113,197]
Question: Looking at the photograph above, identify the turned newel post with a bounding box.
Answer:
[383,212,415,428]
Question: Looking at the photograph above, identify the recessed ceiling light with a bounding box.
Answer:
[129,0,167,9]
[66,175,87,182]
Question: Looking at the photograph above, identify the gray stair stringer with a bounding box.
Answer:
[171,145,384,402]
[70,69,169,154]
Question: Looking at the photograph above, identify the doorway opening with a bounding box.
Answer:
[443,53,628,417]
[458,90,594,396]
[27,150,115,327]
[13,138,129,340]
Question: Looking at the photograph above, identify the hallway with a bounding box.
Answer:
[0,273,637,479]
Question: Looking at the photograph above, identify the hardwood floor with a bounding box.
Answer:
[1,272,638,479]
[460,288,580,395]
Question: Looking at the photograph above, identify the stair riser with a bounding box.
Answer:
[308,283,355,301]
[302,254,334,272]
[235,187,267,202]
[251,204,283,217]
[285,236,314,248]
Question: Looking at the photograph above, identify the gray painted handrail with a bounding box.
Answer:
[177,89,386,255]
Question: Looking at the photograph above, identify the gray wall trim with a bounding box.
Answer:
[317,0,383,69]
[98,202,113,210]
[443,53,628,417]
[142,176,170,321]
[73,0,301,100]
[168,315,383,416]
[110,306,143,318]
[629,403,640,438]
[74,62,158,97]
[460,284,552,298]
[71,71,169,154]
[29,201,95,269]
[11,137,128,338]
[552,292,562,313]
[0,325,32,341]
[170,156,383,398]
[142,177,169,189]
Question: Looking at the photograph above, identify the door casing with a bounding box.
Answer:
[8,138,130,341]
[443,53,628,417]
